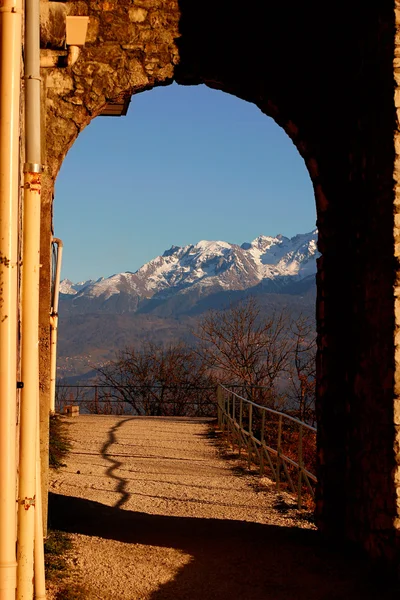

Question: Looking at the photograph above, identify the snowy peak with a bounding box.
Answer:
[250,233,289,251]
[60,229,318,310]
[243,230,317,271]
[60,278,102,295]
[162,245,181,257]
[59,279,75,294]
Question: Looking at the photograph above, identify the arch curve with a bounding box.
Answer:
[40,0,400,566]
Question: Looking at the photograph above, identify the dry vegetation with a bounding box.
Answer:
[58,298,316,426]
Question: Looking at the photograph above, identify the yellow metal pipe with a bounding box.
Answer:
[0,0,22,595]
[17,171,41,600]
[50,238,63,413]
[34,391,46,600]
[17,0,44,592]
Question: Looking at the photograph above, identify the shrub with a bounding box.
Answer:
[49,414,71,469]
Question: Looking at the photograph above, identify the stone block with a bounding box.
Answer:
[63,405,79,416]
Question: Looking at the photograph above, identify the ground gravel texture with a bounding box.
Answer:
[47,415,398,600]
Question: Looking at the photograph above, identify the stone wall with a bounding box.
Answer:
[40,0,400,564]
[393,0,400,562]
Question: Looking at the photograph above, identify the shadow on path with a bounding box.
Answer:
[100,417,137,509]
[49,493,399,600]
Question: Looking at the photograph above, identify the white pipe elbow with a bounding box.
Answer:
[67,45,80,67]
[40,45,80,68]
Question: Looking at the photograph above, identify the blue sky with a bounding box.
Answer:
[54,83,316,282]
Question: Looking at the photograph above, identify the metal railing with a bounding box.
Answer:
[217,384,317,508]
[55,384,218,417]
[56,382,317,507]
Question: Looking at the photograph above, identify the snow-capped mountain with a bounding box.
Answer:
[60,230,318,315]
[59,278,103,295]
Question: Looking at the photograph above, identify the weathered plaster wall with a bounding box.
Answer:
[40,0,400,564]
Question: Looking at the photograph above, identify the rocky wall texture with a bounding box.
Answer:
[40,0,400,564]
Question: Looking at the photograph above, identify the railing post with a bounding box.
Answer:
[231,395,237,450]
[297,424,303,509]
[238,397,243,456]
[276,415,282,491]
[249,403,253,435]
[217,385,222,429]
[260,409,265,476]
[248,403,253,469]
[226,391,230,439]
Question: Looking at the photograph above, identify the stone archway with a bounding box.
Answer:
[40,0,400,565]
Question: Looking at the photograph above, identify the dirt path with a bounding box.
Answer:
[48,415,396,599]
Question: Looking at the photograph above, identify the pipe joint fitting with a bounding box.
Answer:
[23,162,42,173]
[17,497,36,511]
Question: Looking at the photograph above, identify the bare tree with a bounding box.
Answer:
[94,301,316,422]
[96,341,215,416]
[195,297,293,407]
[286,315,316,425]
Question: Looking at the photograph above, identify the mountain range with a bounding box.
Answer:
[58,230,318,379]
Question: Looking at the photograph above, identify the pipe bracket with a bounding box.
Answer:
[23,75,42,83]
[0,6,23,13]
[23,162,42,173]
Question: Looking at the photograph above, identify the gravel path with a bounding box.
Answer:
[48,415,397,600]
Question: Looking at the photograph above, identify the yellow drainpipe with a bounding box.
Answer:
[17,0,45,593]
[50,237,63,413]
[34,388,46,600]
[17,178,42,600]
[0,0,22,595]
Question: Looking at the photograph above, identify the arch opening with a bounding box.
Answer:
[39,0,400,568]
[53,82,318,427]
